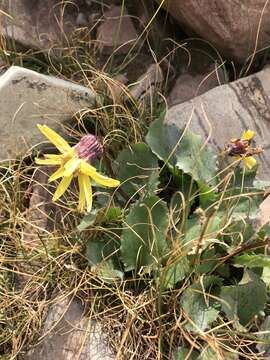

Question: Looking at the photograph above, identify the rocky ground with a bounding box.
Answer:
[1,1,270,359]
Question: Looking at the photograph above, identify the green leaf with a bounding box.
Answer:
[163,257,191,289]
[182,214,222,253]
[173,348,199,360]
[181,276,222,333]
[77,211,97,231]
[113,142,159,198]
[121,195,169,271]
[234,254,270,269]
[86,238,123,282]
[253,180,270,190]
[257,316,270,354]
[146,117,217,185]
[197,248,219,274]
[232,167,257,188]
[221,188,263,220]
[197,348,217,360]
[197,181,217,209]
[198,348,238,360]
[92,261,123,282]
[220,271,267,327]
[262,267,270,288]
[77,207,122,232]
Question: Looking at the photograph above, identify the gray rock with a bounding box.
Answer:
[0,66,95,160]
[128,63,163,105]
[259,196,270,226]
[0,0,93,51]
[168,65,226,106]
[97,6,138,55]
[22,296,115,360]
[156,0,270,63]
[165,66,270,180]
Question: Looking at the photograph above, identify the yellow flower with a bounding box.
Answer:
[227,130,260,170]
[35,125,120,212]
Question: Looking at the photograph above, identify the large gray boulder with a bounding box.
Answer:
[156,0,270,63]
[0,0,93,51]
[165,66,270,180]
[97,5,138,55]
[0,66,95,160]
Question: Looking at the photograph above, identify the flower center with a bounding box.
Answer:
[74,134,103,162]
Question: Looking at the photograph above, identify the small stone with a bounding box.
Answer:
[127,63,163,105]
[21,296,115,360]
[0,66,95,160]
[168,65,226,106]
[76,12,89,27]
[22,167,57,251]
[165,66,270,180]
[107,74,128,101]
[97,6,138,55]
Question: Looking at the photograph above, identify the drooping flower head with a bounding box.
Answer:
[74,134,103,162]
[35,125,120,212]
[226,130,262,170]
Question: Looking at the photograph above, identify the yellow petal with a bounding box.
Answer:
[35,157,62,165]
[243,156,257,169]
[241,130,255,141]
[48,167,65,182]
[44,154,63,159]
[78,175,86,212]
[63,158,81,177]
[90,171,120,188]
[79,160,97,176]
[37,124,72,153]
[78,174,92,212]
[52,176,72,201]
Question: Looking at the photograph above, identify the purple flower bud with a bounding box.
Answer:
[74,134,103,162]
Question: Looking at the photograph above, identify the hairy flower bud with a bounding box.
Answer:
[74,134,103,162]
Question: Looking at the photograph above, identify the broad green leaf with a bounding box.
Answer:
[173,348,199,360]
[92,261,123,282]
[262,267,270,288]
[220,272,267,327]
[146,117,217,185]
[197,181,217,209]
[86,238,123,282]
[220,220,255,252]
[181,276,222,333]
[78,207,122,232]
[86,238,120,266]
[197,248,219,274]
[77,211,97,231]
[113,142,159,198]
[163,257,191,289]
[182,214,222,253]
[234,254,270,269]
[257,316,270,354]
[197,348,217,360]
[220,188,263,220]
[169,173,197,226]
[253,180,270,190]
[232,167,257,188]
[121,195,169,271]
[198,348,238,360]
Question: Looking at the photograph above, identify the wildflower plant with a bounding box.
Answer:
[35,125,120,212]
[34,114,270,359]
